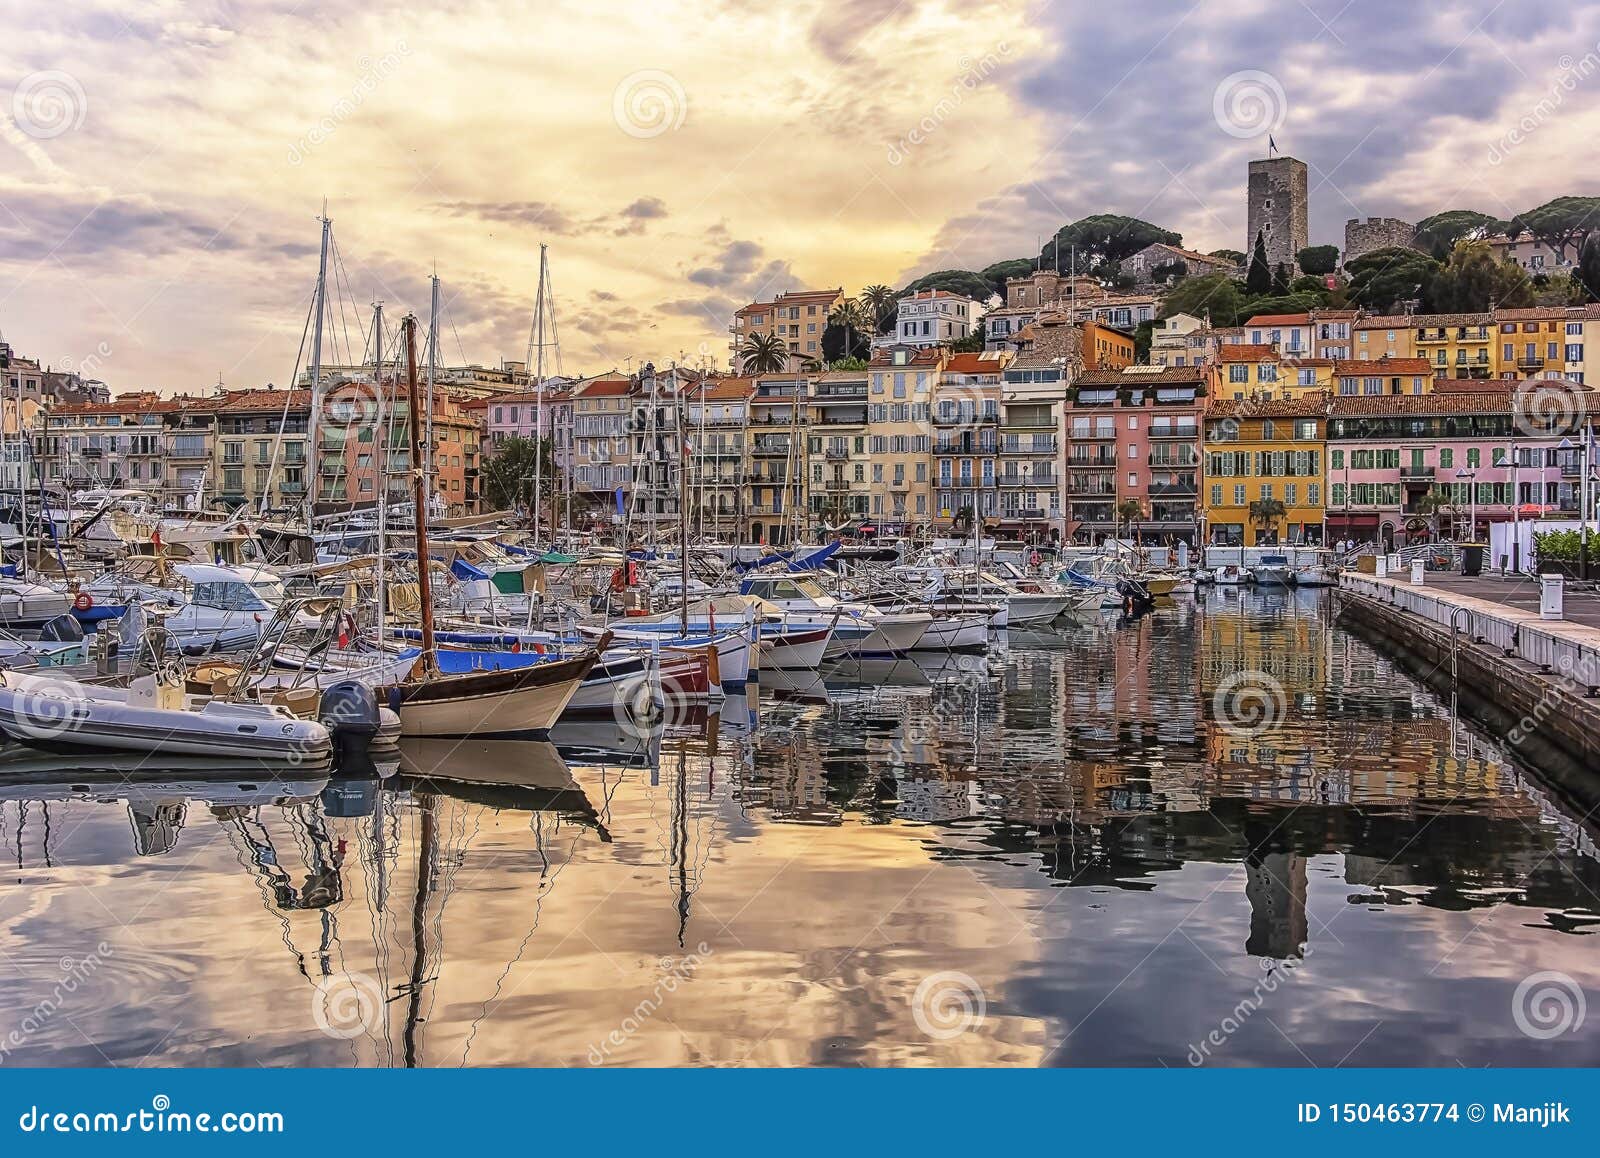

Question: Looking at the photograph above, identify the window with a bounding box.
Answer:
[1233,484,1245,505]
[1439,448,1453,469]
[1210,484,1222,506]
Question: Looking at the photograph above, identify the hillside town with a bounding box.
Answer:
[3,154,1598,555]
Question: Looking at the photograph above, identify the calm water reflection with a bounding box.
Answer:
[1,589,1597,1067]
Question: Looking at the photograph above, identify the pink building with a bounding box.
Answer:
[1326,387,1584,548]
[1067,365,1206,543]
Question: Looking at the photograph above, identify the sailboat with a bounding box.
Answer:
[379,315,604,737]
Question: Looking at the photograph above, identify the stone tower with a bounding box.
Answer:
[1246,156,1309,274]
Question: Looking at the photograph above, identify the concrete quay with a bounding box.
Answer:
[1335,571,1600,771]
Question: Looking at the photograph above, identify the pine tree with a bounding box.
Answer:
[1271,262,1290,294]
[1580,234,1600,302]
[1246,231,1272,295]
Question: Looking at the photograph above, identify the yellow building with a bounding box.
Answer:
[729,288,845,372]
[744,374,810,545]
[867,345,941,533]
[1202,395,1328,546]
[1495,307,1568,379]
[1213,344,1334,401]
[1353,313,1495,379]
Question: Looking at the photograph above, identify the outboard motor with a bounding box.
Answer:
[37,613,85,643]
[319,679,381,750]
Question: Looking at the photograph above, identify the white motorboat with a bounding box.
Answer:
[1250,554,1294,587]
[736,574,929,656]
[1213,563,1247,586]
[0,668,332,761]
[0,579,72,628]
[911,613,988,651]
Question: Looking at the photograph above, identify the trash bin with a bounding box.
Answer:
[1410,559,1426,585]
[1461,542,1485,577]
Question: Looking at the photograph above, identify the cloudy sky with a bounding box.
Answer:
[0,0,1596,391]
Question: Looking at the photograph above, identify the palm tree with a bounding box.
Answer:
[739,331,789,375]
[829,299,869,361]
[1247,496,1287,545]
[860,284,896,330]
[1114,498,1144,542]
[1410,489,1452,542]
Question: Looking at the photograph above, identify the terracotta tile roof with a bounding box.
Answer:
[1217,343,1279,361]
[1332,357,1434,377]
[576,376,633,398]
[1353,312,1491,329]
[1431,377,1516,393]
[868,347,944,369]
[1495,307,1566,320]
[1206,394,1331,419]
[1075,365,1208,387]
[215,388,313,413]
[735,301,776,316]
[52,392,218,416]
[693,376,756,401]
[1330,392,1514,417]
[1244,313,1311,326]
[943,352,1009,375]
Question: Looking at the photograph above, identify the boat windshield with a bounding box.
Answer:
[191,581,274,612]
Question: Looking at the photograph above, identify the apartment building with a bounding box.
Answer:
[866,348,938,534]
[1149,313,1217,368]
[999,330,1073,539]
[889,289,980,348]
[568,376,634,519]
[1203,396,1328,546]
[36,392,218,505]
[744,374,809,544]
[729,288,845,372]
[1066,365,1207,544]
[1214,344,1334,401]
[316,379,480,514]
[1332,357,1435,397]
[931,352,1008,531]
[684,376,751,536]
[808,369,872,526]
[215,388,311,511]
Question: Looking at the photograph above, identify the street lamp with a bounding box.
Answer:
[1455,468,1477,541]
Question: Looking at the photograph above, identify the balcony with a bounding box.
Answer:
[1148,482,1197,497]
[1148,454,1199,469]
[751,439,793,456]
[812,383,867,400]
[824,448,850,461]
[1458,327,1491,342]
[1149,424,1199,440]
[824,479,853,491]
[1001,417,1057,430]
[1006,437,1059,455]
[936,439,996,455]
[1067,454,1117,469]
[1416,329,1449,343]
[280,481,306,495]
[1070,484,1116,497]
[999,475,1054,488]
[1518,356,1547,370]
[1401,465,1435,481]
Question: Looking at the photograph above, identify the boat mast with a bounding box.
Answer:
[17,368,28,577]
[531,244,549,544]
[426,271,439,508]
[373,301,387,637]
[675,365,690,636]
[403,316,437,673]
[305,207,332,525]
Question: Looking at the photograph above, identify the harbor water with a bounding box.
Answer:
[1,588,1597,1067]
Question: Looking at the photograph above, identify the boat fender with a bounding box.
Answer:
[73,592,94,612]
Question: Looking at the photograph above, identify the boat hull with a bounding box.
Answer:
[911,615,988,651]
[383,650,597,738]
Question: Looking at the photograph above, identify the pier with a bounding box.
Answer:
[1335,571,1600,769]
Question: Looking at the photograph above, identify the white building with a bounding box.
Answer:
[890,289,979,348]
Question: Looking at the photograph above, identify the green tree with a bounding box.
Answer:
[481,435,555,511]
[821,322,871,363]
[1510,196,1600,263]
[1132,319,1156,361]
[1040,214,1183,269]
[1209,249,1245,264]
[1427,240,1534,312]
[859,284,897,330]
[1158,273,1248,327]
[1345,246,1440,312]
[979,258,1035,296]
[1296,245,1340,275]
[1413,210,1509,260]
[899,269,994,302]
[1271,262,1291,294]
[827,299,870,362]
[739,331,789,374]
[1579,234,1600,301]
[1246,231,1272,295]
[1247,496,1286,544]
[829,356,869,371]
[947,319,986,353]
[1114,498,1144,541]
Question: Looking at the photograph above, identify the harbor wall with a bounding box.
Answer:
[1334,574,1600,769]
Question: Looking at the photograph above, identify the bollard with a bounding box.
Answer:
[1540,574,1565,621]
[1410,559,1425,586]
[1375,555,1389,578]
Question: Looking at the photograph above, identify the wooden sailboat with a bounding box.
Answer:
[381,315,605,737]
